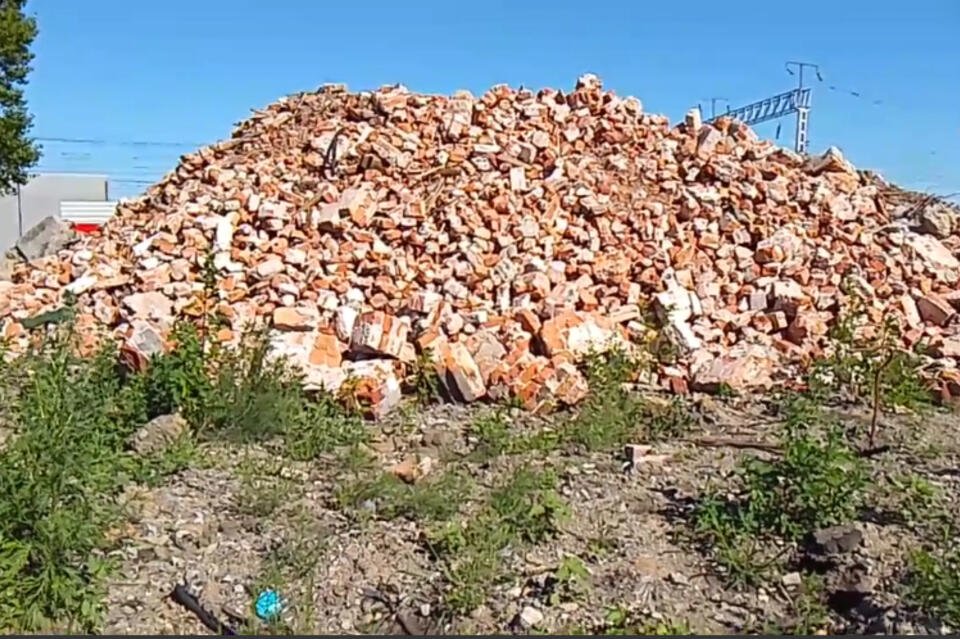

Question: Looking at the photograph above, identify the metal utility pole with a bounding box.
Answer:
[701,97,729,120]
[785,61,821,155]
[707,62,820,155]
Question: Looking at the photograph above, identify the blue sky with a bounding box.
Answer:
[24,0,960,200]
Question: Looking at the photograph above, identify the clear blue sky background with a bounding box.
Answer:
[24,0,960,200]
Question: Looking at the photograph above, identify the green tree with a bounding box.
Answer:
[0,0,40,195]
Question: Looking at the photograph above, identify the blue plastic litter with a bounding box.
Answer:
[255,589,285,621]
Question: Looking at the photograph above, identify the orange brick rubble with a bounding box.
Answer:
[2,74,960,416]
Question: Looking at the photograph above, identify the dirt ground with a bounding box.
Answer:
[94,390,960,636]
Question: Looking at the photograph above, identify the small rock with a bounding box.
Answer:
[390,455,432,485]
[128,413,188,455]
[782,571,803,587]
[669,571,690,585]
[516,605,544,629]
[624,443,652,465]
[422,428,456,448]
[811,524,863,555]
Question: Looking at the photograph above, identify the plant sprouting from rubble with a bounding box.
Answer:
[141,322,365,457]
[139,322,212,421]
[757,575,831,635]
[468,408,516,460]
[808,283,934,446]
[336,468,471,523]
[544,555,590,606]
[197,250,227,347]
[563,348,648,451]
[560,347,692,452]
[408,348,442,406]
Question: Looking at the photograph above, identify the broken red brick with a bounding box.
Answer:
[351,311,409,359]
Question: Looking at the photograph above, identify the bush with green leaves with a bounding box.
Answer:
[139,322,365,455]
[0,328,145,631]
[694,393,867,585]
[0,317,365,631]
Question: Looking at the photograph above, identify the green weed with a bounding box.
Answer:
[336,469,471,523]
[565,350,647,452]
[427,467,569,615]
[693,393,866,585]
[407,349,442,406]
[574,606,693,635]
[808,289,934,429]
[250,510,328,634]
[545,555,590,606]
[904,545,960,628]
[759,575,830,635]
[132,432,203,488]
[235,455,296,519]
[0,327,145,631]
[880,472,952,532]
[283,393,367,461]
[465,351,693,461]
[142,323,365,458]
[468,409,516,460]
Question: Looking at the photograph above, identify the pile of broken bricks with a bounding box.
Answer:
[3,74,960,418]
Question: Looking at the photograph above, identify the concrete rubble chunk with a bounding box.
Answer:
[345,359,402,419]
[904,232,960,273]
[803,146,856,176]
[334,305,358,342]
[122,292,174,323]
[0,76,958,412]
[917,204,957,239]
[539,311,618,359]
[14,216,76,261]
[917,294,955,327]
[655,284,703,351]
[270,329,344,392]
[692,346,776,392]
[465,329,508,384]
[120,320,166,372]
[129,413,187,456]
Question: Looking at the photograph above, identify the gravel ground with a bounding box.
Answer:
[100,396,959,635]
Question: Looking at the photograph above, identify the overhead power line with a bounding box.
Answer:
[34,135,207,148]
